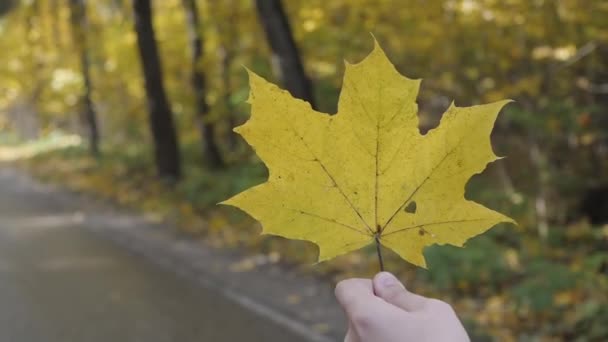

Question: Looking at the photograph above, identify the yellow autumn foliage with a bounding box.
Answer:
[223,40,515,267]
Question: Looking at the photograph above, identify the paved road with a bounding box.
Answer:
[0,168,313,342]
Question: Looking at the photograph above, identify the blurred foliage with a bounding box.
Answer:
[1,0,607,340]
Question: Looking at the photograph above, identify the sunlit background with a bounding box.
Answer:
[0,0,607,340]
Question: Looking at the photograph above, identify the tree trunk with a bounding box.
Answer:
[254,0,315,108]
[211,0,238,151]
[181,0,224,168]
[0,0,16,16]
[132,0,181,180]
[218,42,239,151]
[69,0,100,157]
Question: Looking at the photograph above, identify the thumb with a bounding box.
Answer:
[373,272,427,312]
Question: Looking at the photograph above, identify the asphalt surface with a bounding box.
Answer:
[0,168,316,342]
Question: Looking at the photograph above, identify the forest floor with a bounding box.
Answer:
[0,166,344,341]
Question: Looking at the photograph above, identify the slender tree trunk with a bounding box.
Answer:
[50,0,63,48]
[80,49,100,156]
[211,0,238,151]
[181,0,224,168]
[132,0,181,180]
[21,1,43,139]
[592,44,608,162]
[0,0,16,16]
[254,0,315,108]
[218,42,239,151]
[69,0,100,157]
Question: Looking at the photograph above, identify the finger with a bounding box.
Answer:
[344,321,360,342]
[335,278,373,313]
[372,272,428,312]
[336,277,412,334]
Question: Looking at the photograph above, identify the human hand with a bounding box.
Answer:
[335,272,470,342]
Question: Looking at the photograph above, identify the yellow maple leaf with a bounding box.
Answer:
[222,40,515,268]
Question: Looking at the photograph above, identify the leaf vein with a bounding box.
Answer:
[293,209,369,236]
[286,124,374,234]
[382,218,497,237]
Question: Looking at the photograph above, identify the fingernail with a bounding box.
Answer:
[377,272,404,289]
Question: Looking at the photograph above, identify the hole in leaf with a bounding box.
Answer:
[404,201,417,214]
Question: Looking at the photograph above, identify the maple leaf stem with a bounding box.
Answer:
[374,234,385,272]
